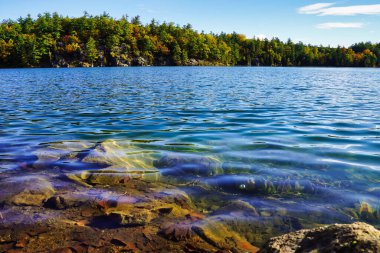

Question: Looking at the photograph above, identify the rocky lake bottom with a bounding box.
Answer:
[1,139,379,252]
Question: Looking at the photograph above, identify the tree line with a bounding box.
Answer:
[0,12,379,68]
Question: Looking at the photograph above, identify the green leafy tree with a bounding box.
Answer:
[0,13,379,68]
[85,37,98,66]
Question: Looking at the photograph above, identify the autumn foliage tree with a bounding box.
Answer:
[0,12,379,68]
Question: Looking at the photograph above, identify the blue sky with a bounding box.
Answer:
[0,0,379,46]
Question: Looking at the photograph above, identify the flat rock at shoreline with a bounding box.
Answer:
[259,222,380,253]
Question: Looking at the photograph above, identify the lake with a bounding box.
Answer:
[0,67,380,247]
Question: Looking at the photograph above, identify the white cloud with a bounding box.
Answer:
[315,22,364,29]
[319,4,380,16]
[298,3,335,14]
[299,3,380,16]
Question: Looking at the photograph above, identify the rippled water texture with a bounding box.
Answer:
[1,67,380,232]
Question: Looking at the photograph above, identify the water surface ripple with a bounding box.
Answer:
[1,67,380,228]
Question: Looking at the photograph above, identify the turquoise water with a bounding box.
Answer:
[1,67,380,228]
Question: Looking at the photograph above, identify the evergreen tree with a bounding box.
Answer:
[0,13,378,68]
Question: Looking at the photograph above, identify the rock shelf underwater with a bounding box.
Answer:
[0,139,379,252]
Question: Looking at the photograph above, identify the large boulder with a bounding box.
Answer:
[0,176,55,206]
[259,222,380,253]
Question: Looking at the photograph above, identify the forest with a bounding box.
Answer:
[0,12,379,68]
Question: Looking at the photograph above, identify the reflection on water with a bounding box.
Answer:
[0,67,380,241]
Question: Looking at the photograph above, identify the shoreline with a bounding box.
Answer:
[0,65,379,70]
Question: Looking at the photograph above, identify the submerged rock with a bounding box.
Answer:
[91,187,195,229]
[101,210,154,226]
[66,168,161,187]
[207,175,317,196]
[205,199,306,247]
[155,153,222,177]
[44,196,66,210]
[0,139,263,252]
[259,222,380,253]
[192,220,259,252]
[357,201,380,222]
[65,140,162,187]
[82,140,158,171]
[161,222,195,241]
[32,141,92,170]
[212,200,259,217]
[0,176,55,206]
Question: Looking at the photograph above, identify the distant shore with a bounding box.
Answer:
[0,13,379,68]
